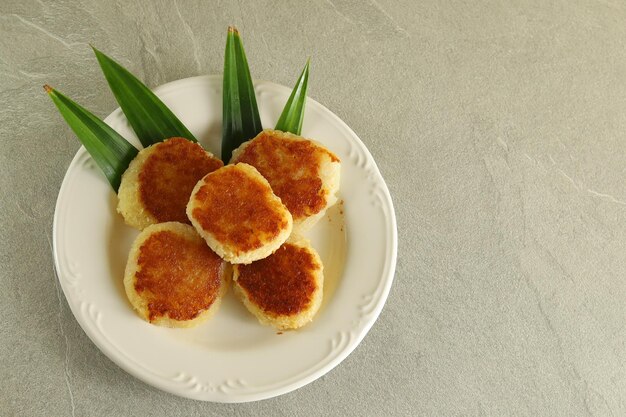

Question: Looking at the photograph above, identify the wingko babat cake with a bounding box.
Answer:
[232,236,324,330]
[124,222,230,328]
[117,137,223,230]
[231,129,340,234]
[187,163,293,264]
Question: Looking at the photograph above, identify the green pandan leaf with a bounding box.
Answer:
[221,26,262,162]
[275,59,310,135]
[45,85,138,192]
[92,46,197,147]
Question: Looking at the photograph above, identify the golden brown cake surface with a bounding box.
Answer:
[138,137,223,224]
[232,130,339,220]
[187,163,292,263]
[235,242,321,316]
[133,226,223,322]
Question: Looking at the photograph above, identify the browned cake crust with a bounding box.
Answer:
[231,130,340,232]
[233,238,323,329]
[124,222,229,327]
[138,138,223,223]
[186,163,293,264]
[117,138,223,230]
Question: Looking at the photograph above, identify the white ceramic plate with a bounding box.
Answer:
[53,75,397,402]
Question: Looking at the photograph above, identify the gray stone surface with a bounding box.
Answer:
[2,0,626,415]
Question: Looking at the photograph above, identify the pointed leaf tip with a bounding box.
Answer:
[45,87,138,192]
[221,25,262,161]
[275,60,310,135]
[93,48,197,146]
[43,84,53,93]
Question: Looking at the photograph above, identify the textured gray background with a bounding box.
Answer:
[2,0,626,416]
